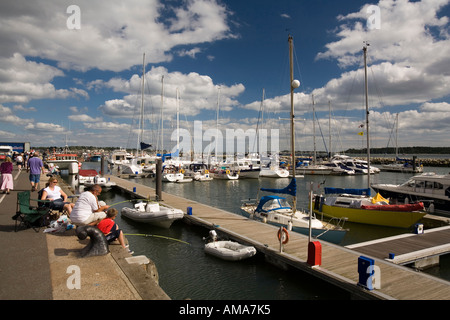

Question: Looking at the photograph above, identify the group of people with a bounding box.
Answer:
[69,184,132,253]
[1,151,131,254]
[42,178,131,253]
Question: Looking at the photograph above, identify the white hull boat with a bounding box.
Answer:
[194,171,213,181]
[84,176,116,189]
[212,168,239,180]
[259,166,290,178]
[205,241,257,261]
[121,202,184,228]
[204,231,256,261]
[241,195,347,244]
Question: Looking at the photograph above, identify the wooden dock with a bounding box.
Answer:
[346,226,450,269]
[107,175,450,300]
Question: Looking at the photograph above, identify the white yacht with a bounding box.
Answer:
[371,172,450,217]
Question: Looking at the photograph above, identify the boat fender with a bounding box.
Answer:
[277,227,289,244]
[226,170,230,175]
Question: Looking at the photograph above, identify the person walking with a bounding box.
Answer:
[0,157,14,194]
[27,151,44,191]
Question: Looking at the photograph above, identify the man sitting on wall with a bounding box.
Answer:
[70,184,109,226]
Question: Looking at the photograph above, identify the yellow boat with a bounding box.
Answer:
[312,190,426,228]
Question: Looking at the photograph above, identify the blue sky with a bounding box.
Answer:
[1,0,449,154]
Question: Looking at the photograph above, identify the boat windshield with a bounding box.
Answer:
[261,198,291,212]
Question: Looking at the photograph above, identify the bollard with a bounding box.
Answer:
[76,226,109,257]
[307,241,322,267]
[358,256,376,290]
[414,223,424,234]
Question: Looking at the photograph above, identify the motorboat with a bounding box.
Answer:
[312,188,426,228]
[331,154,380,174]
[322,160,355,175]
[212,166,239,180]
[120,158,144,175]
[297,161,333,176]
[46,149,80,174]
[108,148,133,166]
[204,230,256,261]
[161,164,192,182]
[371,172,450,217]
[77,169,98,184]
[184,163,213,181]
[232,156,261,179]
[121,201,184,228]
[84,176,116,190]
[259,155,289,178]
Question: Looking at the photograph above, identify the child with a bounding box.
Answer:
[97,208,133,254]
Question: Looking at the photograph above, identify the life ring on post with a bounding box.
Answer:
[277,227,289,244]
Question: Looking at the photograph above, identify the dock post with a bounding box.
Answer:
[156,158,162,201]
[101,154,106,176]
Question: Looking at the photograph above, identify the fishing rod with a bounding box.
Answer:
[108,199,155,207]
[124,233,190,245]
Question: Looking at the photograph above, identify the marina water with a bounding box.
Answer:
[63,161,450,300]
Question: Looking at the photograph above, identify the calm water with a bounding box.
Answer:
[63,162,450,300]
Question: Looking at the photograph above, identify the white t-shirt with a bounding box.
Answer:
[44,185,62,200]
[70,191,99,224]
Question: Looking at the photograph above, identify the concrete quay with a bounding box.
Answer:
[0,169,170,300]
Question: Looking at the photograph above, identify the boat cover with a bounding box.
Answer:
[361,202,424,212]
[255,195,290,213]
[324,187,371,196]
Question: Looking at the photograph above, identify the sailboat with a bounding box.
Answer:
[298,95,332,176]
[121,53,157,177]
[241,36,348,244]
[381,114,423,173]
[161,89,192,183]
[312,44,426,228]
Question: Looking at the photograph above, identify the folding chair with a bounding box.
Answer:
[12,191,52,232]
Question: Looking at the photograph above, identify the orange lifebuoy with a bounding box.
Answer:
[277,227,289,244]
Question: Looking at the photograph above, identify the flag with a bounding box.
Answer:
[358,131,364,136]
[140,142,152,150]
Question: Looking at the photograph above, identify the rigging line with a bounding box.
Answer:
[314,111,329,155]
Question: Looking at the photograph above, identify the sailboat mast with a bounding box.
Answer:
[138,53,145,156]
[312,94,316,165]
[176,88,180,158]
[160,75,164,154]
[363,43,371,189]
[289,35,297,210]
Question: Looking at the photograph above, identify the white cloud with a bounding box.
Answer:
[97,66,245,118]
[0,0,233,72]
[25,122,66,133]
[68,114,102,122]
[314,0,450,112]
[0,53,87,104]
